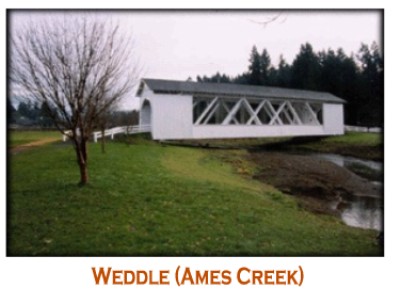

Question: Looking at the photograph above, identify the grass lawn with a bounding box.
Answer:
[287,132,383,161]
[8,134,382,256]
[9,130,61,147]
[314,132,382,146]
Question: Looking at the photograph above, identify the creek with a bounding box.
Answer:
[311,153,383,231]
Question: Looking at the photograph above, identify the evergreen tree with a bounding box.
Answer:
[268,66,278,86]
[7,99,17,124]
[39,102,55,127]
[233,72,250,85]
[319,48,360,125]
[193,40,383,127]
[248,45,262,85]
[319,49,340,92]
[275,55,292,87]
[291,43,321,90]
[259,48,272,85]
[196,72,232,83]
[17,101,33,119]
[356,42,383,126]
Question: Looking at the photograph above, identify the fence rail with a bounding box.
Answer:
[344,125,382,133]
[62,130,72,142]
[92,125,151,142]
[62,125,151,143]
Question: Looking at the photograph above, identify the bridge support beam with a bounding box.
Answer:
[193,96,322,126]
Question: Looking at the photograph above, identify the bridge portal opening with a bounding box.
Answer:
[140,99,152,128]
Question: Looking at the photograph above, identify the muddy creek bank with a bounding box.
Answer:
[250,151,382,230]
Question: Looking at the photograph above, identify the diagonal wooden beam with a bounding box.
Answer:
[192,100,200,110]
[240,98,260,125]
[305,102,320,125]
[222,98,244,125]
[221,101,239,124]
[286,101,303,125]
[281,106,293,124]
[264,101,282,125]
[194,97,218,125]
[203,101,221,124]
[291,103,305,123]
[268,101,286,125]
[262,100,275,120]
[246,99,266,125]
[281,104,300,125]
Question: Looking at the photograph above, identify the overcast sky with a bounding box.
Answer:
[10,10,382,110]
[120,10,382,80]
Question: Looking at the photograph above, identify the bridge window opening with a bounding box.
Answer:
[193,96,323,126]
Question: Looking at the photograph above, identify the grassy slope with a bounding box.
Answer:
[321,132,381,145]
[8,136,381,256]
[289,132,383,160]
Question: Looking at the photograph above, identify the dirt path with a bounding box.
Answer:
[10,137,61,154]
[249,151,382,216]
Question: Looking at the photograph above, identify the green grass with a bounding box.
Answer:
[318,132,382,146]
[287,132,383,160]
[9,130,61,147]
[8,135,381,256]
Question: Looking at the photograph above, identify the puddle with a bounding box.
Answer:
[313,153,383,182]
[331,195,383,231]
[312,153,382,172]
[313,153,383,231]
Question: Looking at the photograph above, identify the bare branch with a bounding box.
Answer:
[10,13,140,184]
[248,12,287,28]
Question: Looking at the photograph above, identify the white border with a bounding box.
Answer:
[2,1,398,299]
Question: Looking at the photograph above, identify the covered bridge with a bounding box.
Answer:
[136,78,346,140]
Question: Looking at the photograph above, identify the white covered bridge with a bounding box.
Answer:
[137,78,346,140]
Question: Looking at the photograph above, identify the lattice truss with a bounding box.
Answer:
[193,96,323,126]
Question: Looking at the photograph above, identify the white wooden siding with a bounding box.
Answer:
[323,103,344,135]
[139,83,345,140]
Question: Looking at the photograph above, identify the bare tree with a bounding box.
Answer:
[10,14,138,185]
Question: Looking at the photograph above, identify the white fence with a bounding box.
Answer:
[62,125,151,143]
[344,125,382,133]
[62,130,72,142]
[92,125,151,142]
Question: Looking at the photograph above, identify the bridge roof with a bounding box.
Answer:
[139,78,346,104]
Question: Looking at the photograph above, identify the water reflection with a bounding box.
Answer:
[313,153,381,168]
[312,153,383,231]
[333,195,383,231]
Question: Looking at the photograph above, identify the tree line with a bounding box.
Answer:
[8,98,139,129]
[8,98,53,127]
[197,42,383,127]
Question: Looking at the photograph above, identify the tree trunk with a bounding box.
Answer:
[74,138,89,185]
[78,160,89,185]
